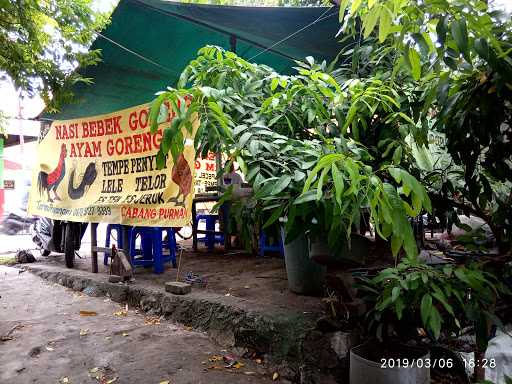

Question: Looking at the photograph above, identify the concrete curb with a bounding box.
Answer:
[27,265,322,381]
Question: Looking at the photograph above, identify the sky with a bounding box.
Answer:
[1,0,511,121]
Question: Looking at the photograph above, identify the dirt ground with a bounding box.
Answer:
[0,265,275,384]
[39,237,326,315]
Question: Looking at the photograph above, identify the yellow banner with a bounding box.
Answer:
[194,152,218,194]
[28,103,197,227]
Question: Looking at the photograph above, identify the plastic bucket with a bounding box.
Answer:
[350,342,430,384]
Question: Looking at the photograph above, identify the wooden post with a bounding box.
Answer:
[121,225,131,265]
[90,222,98,273]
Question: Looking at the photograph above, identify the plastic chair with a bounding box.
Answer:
[129,227,177,274]
[104,224,125,266]
[194,214,223,250]
[259,230,284,257]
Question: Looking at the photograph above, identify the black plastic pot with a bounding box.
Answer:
[281,228,326,296]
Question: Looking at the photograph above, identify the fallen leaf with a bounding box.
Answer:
[159,381,170,384]
[105,336,112,341]
[144,316,161,325]
[184,326,192,331]
[272,372,279,381]
[45,346,54,351]
[244,286,250,289]
[122,332,129,337]
[255,358,262,364]
[113,311,127,317]
[79,329,89,336]
[232,362,244,369]
[79,310,98,317]
[207,365,224,370]
[208,355,223,362]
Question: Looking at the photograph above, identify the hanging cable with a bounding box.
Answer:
[94,31,177,75]
[128,0,336,62]
[248,6,336,61]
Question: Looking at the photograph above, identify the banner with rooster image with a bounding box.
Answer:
[28,103,198,227]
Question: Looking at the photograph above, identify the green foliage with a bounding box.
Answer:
[359,259,509,347]
[0,0,110,111]
[337,0,512,251]
[150,46,432,258]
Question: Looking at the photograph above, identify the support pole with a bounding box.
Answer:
[90,223,98,273]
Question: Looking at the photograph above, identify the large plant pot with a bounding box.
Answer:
[350,342,430,384]
[310,233,370,267]
[281,229,326,296]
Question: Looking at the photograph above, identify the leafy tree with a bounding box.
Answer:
[0,0,110,111]
[337,0,512,251]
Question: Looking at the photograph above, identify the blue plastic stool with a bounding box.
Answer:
[259,230,284,257]
[195,214,224,250]
[129,227,177,274]
[104,224,125,266]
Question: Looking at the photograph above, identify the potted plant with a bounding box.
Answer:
[148,46,433,296]
[354,258,509,383]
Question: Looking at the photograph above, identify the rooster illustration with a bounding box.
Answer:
[37,143,67,202]
[68,162,98,200]
[167,153,193,206]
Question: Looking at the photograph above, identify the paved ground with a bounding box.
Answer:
[0,266,273,384]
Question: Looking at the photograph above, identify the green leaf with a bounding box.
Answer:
[363,6,381,38]
[408,49,421,80]
[350,0,363,14]
[156,149,166,170]
[331,163,344,207]
[316,167,329,201]
[420,293,432,327]
[378,6,392,43]
[429,306,442,339]
[233,124,249,136]
[271,77,279,91]
[474,38,489,60]
[436,16,448,46]
[392,146,403,165]
[294,190,317,205]
[451,18,469,60]
[238,131,253,148]
[391,286,400,303]
[271,175,292,195]
[262,205,285,229]
[149,93,167,134]
[391,234,402,256]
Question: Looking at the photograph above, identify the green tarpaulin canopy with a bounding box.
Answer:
[44,0,341,120]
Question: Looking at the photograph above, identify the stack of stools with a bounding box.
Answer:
[104,224,177,274]
[129,227,177,274]
[195,214,224,250]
